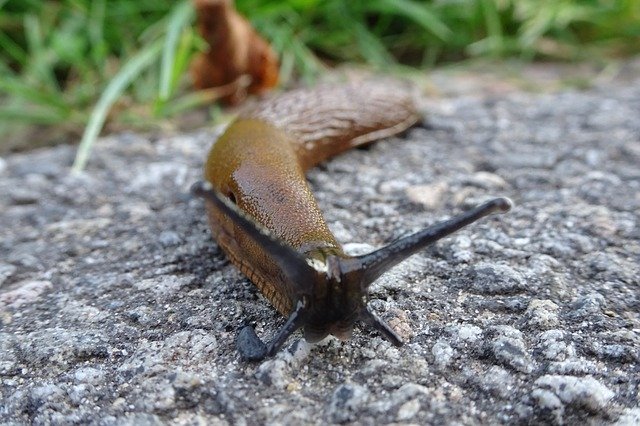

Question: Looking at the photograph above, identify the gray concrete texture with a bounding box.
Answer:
[1,68,639,424]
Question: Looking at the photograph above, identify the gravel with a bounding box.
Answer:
[1,69,639,424]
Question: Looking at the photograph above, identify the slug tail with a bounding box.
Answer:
[240,80,420,169]
[341,197,513,289]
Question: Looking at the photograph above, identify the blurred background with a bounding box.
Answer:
[1,0,639,158]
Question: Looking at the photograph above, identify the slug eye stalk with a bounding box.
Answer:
[341,197,513,290]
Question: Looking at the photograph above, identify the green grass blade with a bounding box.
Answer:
[369,0,452,41]
[0,30,28,66]
[353,21,395,67]
[480,0,504,56]
[0,76,70,112]
[159,78,249,116]
[170,28,197,92]
[23,13,59,90]
[159,0,193,101]
[88,0,107,70]
[72,41,163,173]
[0,106,68,125]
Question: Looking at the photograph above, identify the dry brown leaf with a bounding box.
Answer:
[191,0,279,105]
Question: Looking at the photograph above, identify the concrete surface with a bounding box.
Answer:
[1,68,639,424]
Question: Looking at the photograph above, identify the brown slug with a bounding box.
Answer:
[192,81,512,361]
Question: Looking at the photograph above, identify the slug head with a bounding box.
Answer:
[296,254,366,344]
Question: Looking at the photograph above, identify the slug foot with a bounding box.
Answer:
[237,326,268,361]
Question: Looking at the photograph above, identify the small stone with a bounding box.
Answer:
[29,383,66,408]
[547,359,599,375]
[465,263,526,295]
[492,337,532,373]
[74,367,105,384]
[432,340,454,369]
[158,231,182,247]
[0,280,52,310]
[537,330,575,362]
[478,366,515,398]
[615,408,640,426]
[464,171,508,189]
[569,292,606,320]
[256,359,288,389]
[405,182,449,209]
[397,398,421,421]
[128,162,188,190]
[592,343,638,362]
[8,188,40,205]
[534,375,615,412]
[392,383,430,401]
[531,388,564,423]
[523,299,560,329]
[531,388,564,411]
[456,324,483,344]
[67,383,92,406]
[0,263,17,288]
[326,383,370,424]
[133,275,195,297]
[489,327,534,373]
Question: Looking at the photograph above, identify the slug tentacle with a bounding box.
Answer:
[360,307,403,347]
[340,197,513,290]
[237,299,309,361]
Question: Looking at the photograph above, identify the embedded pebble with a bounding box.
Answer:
[0,280,52,309]
[432,340,454,369]
[615,408,640,426]
[546,359,600,375]
[456,324,483,344]
[74,367,105,384]
[537,330,575,362]
[392,383,431,401]
[128,162,189,190]
[489,327,534,373]
[397,398,421,421]
[133,275,195,297]
[0,263,17,288]
[569,292,606,320]
[158,230,182,247]
[523,299,560,329]
[477,366,515,398]
[491,336,534,373]
[530,388,564,423]
[591,342,638,362]
[405,182,449,209]
[464,171,508,189]
[465,262,526,295]
[533,375,615,412]
[256,359,289,388]
[326,383,370,424]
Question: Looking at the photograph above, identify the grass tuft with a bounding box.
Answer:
[0,0,638,166]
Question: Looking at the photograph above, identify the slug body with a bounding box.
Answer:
[194,81,512,360]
